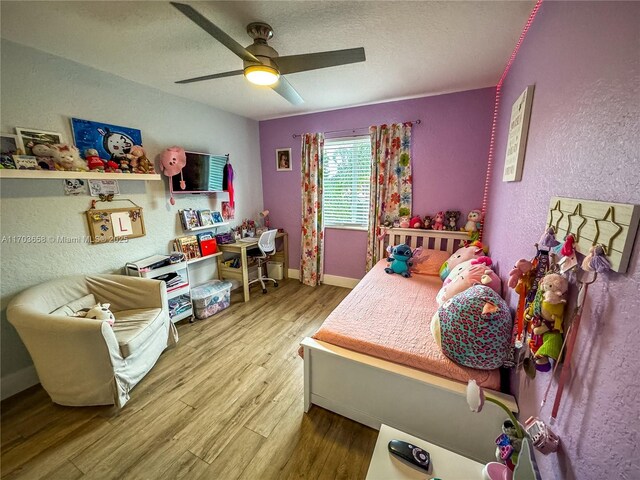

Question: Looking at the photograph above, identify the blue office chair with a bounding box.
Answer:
[248,229,279,293]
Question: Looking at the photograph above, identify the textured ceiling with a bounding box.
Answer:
[0,1,535,120]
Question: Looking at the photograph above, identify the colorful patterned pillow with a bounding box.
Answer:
[431,285,512,370]
[411,249,451,276]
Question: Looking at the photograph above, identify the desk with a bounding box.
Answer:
[216,232,288,302]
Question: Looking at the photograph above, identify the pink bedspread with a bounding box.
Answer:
[311,260,501,390]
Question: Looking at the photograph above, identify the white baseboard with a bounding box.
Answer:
[288,269,359,289]
[1,365,39,400]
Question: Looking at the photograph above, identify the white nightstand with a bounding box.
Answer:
[366,425,485,480]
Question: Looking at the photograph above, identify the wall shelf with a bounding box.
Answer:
[184,222,229,233]
[0,170,162,181]
[187,252,223,265]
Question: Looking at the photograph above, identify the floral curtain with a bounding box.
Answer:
[300,133,325,286]
[366,123,413,271]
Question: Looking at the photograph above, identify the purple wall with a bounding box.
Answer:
[260,88,495,278]
[484,2,640,479]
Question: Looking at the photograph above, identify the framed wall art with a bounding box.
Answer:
[15,128,65,156]
[276,148,292,171]
[503,85,535,182]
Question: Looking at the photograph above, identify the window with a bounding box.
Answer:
[323,136,372,229]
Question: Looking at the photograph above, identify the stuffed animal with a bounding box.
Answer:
[439,241,486,281]
[438,264,502,305]
[127,145,155,174]
[445,210,461,231]
[84,148,105,171]
[431,285,512,369]
[160,146,187,204]
[432,211,445,230]
[423,216,432,230]
[398,216,411,228]
[463,209,484,233]
[75,303,115,326]
[49,144,88,171]
[385,244,414,278]
[436,256,493,304]
[532,273,568,371]
[508,259,533,289]
[31,144,56,170]
[409,215,422,229]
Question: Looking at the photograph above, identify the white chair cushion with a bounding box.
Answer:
[112,308,163,358]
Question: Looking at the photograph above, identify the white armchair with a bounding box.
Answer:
[7,274,178,407]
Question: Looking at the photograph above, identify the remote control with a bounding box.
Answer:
[388,439,430,471]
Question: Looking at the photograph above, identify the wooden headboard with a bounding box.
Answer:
[378,228,470,261]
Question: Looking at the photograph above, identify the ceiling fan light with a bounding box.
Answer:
[244,65,279,86]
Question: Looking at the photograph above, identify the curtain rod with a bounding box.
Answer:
[291,119,421,139]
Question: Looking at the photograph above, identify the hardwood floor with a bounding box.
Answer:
[0,280,378,480]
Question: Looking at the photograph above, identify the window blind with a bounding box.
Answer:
[323,136,372,228]
[207,155,227,191]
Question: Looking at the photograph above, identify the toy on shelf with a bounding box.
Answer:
[31,144,55,170]
[423,215,432,230]
[398,216,411,228]
[84,149,106,171]
[50,144,88,171]
[462,209,483,233]
[444,210,461,231]
[409,215,422,229]
[127,145,155,174]
[385,244,415,278]
[432,211,445,230]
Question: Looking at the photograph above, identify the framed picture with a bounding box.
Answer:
[71,118,142,161]
[12,155,38,170]
[503,85,535,182]
[1,133,19,169]
[276,148,292,171]
[88,179,120,197]
[15,128,65,156]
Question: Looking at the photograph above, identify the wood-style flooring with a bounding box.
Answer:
[1,280,378,479]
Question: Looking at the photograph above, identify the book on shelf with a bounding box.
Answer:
[198,209,214,226]
[181,209,201,230]
[175,235,201,260]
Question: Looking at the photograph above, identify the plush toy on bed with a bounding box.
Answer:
[438,264,502,305]
[385,244,415,278]
[431,285,512,369]
[439,241,487,281]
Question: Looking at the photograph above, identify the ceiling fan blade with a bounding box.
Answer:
[275,47,365,75]
[170,2,259,64]
[270,76,304,105]
[176,69,244,84]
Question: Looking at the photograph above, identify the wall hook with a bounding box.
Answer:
[593,206,623,255]
[548,200,564,231]
[567,203,587,242]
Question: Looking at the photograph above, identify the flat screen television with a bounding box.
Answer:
[171,152,227,194]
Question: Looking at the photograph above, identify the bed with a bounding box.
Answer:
[301,228,517,463]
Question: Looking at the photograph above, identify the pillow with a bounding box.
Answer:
[411,249,451,276]
[439,241,486,281]
[50,293,97,316]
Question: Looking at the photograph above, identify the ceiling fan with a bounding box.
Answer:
[171,2,366,105]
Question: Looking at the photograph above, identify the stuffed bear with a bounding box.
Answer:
[439,241,486,281]
[127,145,155,174]
[385,244,414,278]
[50,144,88,171]
[84,148,106,171]
[431,285,512,370]
[532,273,568,371]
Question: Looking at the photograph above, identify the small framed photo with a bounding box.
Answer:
[1,133,20,169]
[15,128,65,156]
[12,155,38,170]
[276,148,292,171]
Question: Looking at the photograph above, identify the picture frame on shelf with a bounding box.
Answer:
[12,155,38,170]
[71,118,142,161]
[212,211,224,224]
[15,128,65,156]
[276,148,292,171]
[1,134,19,169]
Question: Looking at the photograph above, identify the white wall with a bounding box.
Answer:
[0,40,263,396]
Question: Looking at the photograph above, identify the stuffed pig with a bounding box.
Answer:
[439,241,486,281]
[160,146,187,205]
[431,285,512,370]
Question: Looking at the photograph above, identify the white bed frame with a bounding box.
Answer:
[302,228,518,463]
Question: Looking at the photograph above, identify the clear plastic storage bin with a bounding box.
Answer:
[190,280,232,320]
